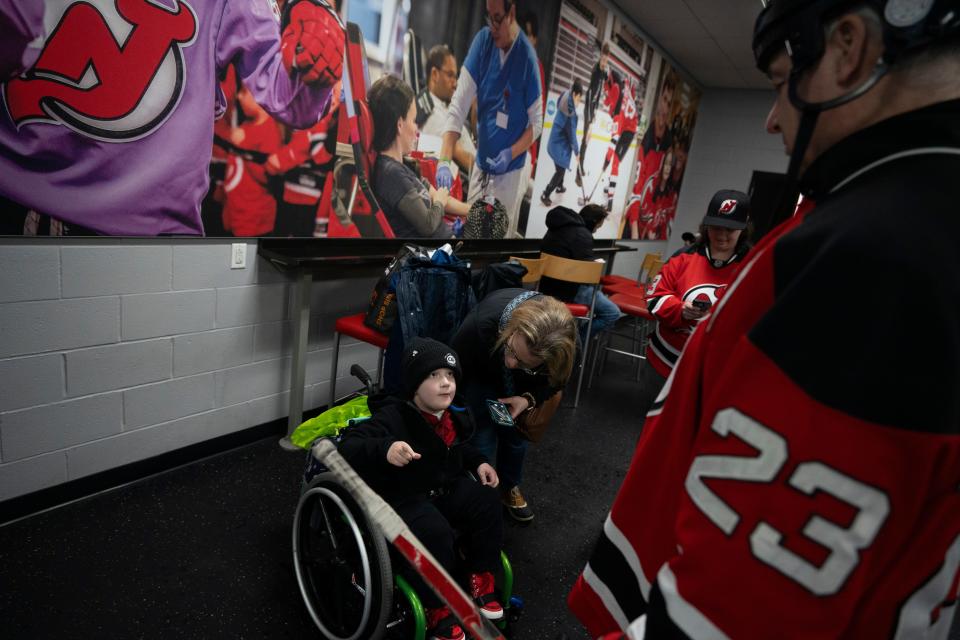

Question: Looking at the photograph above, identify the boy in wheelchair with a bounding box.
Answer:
[338,338,504,640]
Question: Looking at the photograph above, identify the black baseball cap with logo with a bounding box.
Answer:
[703,189,751,230]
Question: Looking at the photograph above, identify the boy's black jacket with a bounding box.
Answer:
[337,393,488,503]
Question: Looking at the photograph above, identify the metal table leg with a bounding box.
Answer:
[280,270,313,451]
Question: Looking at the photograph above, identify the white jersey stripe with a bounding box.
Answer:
[831,147,960,194]
[656,563,730,640]
[582,563,631,631]
[285,183,322,198]
[605,514,652,600]
[651,294,673,315]
[625,615,648,639]
[224,157,243,192]
[653,325,682,357]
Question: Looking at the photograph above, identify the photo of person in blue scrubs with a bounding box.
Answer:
[435,0,543,238]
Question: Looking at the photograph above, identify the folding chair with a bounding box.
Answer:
[646,258,664,284]
[599,251,661,288]
[540,253,605,408]
[509,256,545,286]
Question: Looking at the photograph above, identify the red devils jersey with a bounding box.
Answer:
[635,189,677,241]
[644,247,743,378]
[274,100,338,206]
[569,100,960,639]
[616,84,638,135]
[222,118,282,236]
[604,75,622,118]
[625,125,673,229]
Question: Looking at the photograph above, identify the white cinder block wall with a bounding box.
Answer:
[0,90,788,503]
[0,240,380,501]
[665,89,789,255]
[611,88,788,278]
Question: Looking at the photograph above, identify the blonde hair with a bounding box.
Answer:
[495,295,577,387]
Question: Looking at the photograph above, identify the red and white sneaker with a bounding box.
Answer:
[426,606,465,640]
[469,572,504,621]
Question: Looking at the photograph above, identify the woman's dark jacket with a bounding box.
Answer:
[337,393,486,503]
[539,206,595,301]
[450,288,559,406]
[373,154,449,239]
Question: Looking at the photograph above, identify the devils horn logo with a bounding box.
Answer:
[718,199,738,215]
[3,0,198,142]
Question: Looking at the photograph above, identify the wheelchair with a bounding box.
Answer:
[291,366,520,639]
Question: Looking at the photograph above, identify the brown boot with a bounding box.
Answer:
[500,485,534,522]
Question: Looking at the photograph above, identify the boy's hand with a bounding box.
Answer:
[387,441,421,467]
[477,463,499,488]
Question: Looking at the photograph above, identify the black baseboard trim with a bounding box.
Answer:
[0,415,310,527]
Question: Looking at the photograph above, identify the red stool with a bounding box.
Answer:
[328,313,389,407]
[599,274,635,287]
[602,281,647,297]
[589,292,654,386]
[563,302,590,317]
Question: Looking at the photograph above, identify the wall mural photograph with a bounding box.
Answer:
[0,0,701,241]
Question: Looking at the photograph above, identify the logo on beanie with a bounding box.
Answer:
[445,353,457,366]
[718,199,738,215]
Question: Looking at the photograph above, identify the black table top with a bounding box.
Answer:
[258,238,636,273]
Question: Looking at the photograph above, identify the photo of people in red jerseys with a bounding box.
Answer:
[622,63,700,240]
[202,63,340,239]
[1,0,703,239]
[524,1,702,244]
[0,0,344,238]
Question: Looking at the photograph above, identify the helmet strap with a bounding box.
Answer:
[773,56,887,218]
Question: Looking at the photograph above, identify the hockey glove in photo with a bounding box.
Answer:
[281,0,345,86]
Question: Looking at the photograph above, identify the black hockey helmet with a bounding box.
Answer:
[754,0,960,75]
[753,0,960,222]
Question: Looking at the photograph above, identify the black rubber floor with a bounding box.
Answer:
[0,340,643,640]
[8,332,952,640]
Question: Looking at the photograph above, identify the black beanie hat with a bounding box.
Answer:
[401,337,462,398]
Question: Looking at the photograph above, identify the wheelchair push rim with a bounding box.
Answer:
[292,476,392,639]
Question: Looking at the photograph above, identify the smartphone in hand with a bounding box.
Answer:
[692,298,712,312]
[486,399,515,427]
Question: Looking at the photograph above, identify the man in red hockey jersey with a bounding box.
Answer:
[622,72,674,239]
[569,0,960,637]
[602,76,638,213]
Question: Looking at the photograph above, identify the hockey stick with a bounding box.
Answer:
[576,163,588,205]
[576,116,592,185]
[312,439,506,640]
[580,161,609,205]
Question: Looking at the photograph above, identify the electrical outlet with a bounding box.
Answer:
[230,243,247,269]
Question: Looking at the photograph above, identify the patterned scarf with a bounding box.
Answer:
[497,291,542,395]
